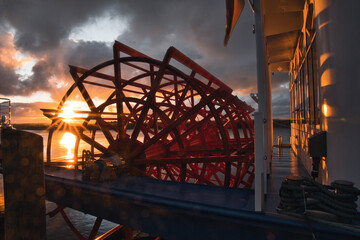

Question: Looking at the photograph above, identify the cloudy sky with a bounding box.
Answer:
[0,0,290,123]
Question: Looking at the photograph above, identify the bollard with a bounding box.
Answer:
[277,136,283,147]
[1,129,46,239]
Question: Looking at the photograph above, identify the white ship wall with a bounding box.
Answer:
[314,0,360,188]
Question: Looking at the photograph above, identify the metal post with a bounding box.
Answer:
[254,0,268,194]
[1,129,46,239]
[265,70,273,176]
[254,111,264,211]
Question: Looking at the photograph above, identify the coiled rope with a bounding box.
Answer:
[278,176,360,220]
[277,176,360,238]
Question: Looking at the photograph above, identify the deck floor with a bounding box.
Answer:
[265,146,310,212]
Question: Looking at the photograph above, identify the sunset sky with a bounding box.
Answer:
[0,0,290,123]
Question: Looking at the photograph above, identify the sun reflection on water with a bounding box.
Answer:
[60,132,76,160]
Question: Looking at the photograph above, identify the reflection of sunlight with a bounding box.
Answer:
[322,99,332,117]
[60,132,76,160]
[0,190,4,213]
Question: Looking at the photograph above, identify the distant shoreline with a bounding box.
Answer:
[273,119,291,128]
[13,123,50,130]
[13,119,291,130]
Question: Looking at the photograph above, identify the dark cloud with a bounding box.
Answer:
[0,63,21,95]
[0,0,290,118]
[271,73,290,118]
[1,0,257,94]
[0,0,115,53]
[271,72,290,91]
[24,60,52,90]
[68,41,112,68]
[0,0,117,97]
[0,60,52,95]
[0,31,52,95]
[113,0,257,89]
[272,92,290,118]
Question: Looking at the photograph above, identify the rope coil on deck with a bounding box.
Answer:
[277,176,360,221]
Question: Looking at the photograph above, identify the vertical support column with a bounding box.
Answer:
[254,112,264,211]
[265,70,273,176]
[254,0,269,194]
[1,129,46,240]
[113,43,125,140]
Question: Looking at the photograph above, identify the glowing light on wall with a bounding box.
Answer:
[323,103,328,117]
[60,132,76,160]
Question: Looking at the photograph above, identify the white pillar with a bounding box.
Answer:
[254,0,270,195]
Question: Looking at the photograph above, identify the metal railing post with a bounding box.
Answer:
[255,111,264,211]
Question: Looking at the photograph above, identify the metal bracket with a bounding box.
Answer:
[248,0,255,13]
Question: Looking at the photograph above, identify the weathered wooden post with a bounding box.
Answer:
[1,129,46,239]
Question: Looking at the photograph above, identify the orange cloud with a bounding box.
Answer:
[0,32,22,68]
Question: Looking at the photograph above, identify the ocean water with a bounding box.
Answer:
[0,128,290,239]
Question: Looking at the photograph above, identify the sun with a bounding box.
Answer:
[59,106,76,122]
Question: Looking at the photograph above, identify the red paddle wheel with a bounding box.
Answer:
[42,41,255,239]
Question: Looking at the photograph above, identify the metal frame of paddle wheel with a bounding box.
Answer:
[41,41,255,239]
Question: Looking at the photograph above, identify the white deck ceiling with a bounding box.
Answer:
[262,0,305,72]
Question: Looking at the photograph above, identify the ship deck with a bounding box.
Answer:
[41,146,360,239]
[265,146,310,212]
[44,147,308,214]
